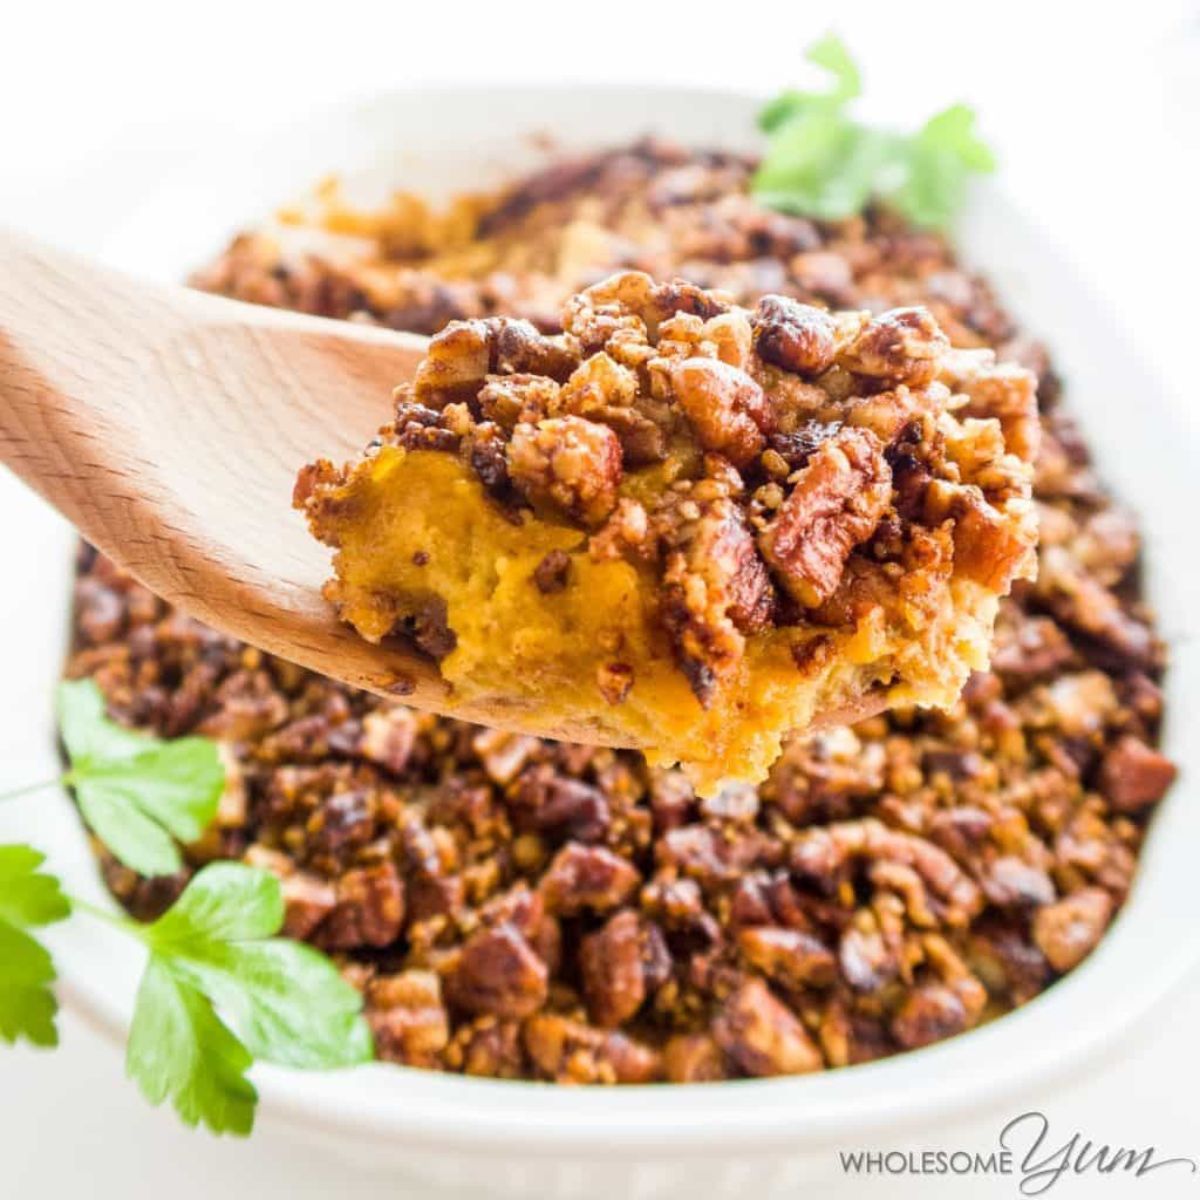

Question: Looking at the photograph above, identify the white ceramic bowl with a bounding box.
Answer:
[1,86,1197,1198]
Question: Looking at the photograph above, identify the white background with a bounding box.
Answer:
[2,1,1199,1196]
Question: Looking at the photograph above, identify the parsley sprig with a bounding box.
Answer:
[0,680,374,1135]
[752,34,995,228]
[125,861,372,1134]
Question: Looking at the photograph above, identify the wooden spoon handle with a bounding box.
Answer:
[0,230,424,566]
[0,230,445,696]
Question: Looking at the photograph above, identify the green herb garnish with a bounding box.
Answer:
[58,678,225,876]
[0,679,373,1135]
[752,34,995,227]
[126,861,372,1134]
[0,851,373,1135]
[0,846,70,1047]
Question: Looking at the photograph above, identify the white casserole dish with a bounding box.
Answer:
[0,85,1196,1197]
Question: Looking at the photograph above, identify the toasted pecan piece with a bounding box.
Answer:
[752,295,837,376]
[839,307,949,386]
[656,489,774,703]
[758,427,891,607]
[507,415,623,526]
[669,357,772,467]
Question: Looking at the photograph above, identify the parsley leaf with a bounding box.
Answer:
[752,35,994,228]
[146,862,372,1069]
[58,679,225,877]
[890,103,996,228]
[126,862,373,1134]
[0,845,70,1047]
[758,29,860,134]
[127,958,257,1136]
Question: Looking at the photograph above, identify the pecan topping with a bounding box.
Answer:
[538,843,640,915]
[759,428,892,607]
[579,909,671,1028]
[656,492,773,704]
[507,416,623,526]
[1097,736,1177,813]
[713,979,823,1076]
[839,307,949,386]
[445,923,549,1019]
[669,357,772,467]
[88,138,1169,1088]
[752,295,837,376]
[1032,888,1113,972]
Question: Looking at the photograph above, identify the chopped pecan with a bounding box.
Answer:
[279,871,337,940]
[358,706,418,774]
[656,491,773,703]
[367,970,450,1067]
[647,771,696,833]
[451,1017,527,1078]
[478,373,561,430]
[890,983,972,1050]
[791,819,983,926]
[74,576,125,645]
[1036,546,1157,669]
[944,350,1041,464]
[980,856,1057,909]
[319,861,405,949]
[712,978,823,1076]
[967,917,1051,1005]
[759,428,891,607]
[471,728,542,785]
[523,1014,661,1083]
[738,926,837,988]
[538,843,639,914]
[925,482,1035,592]
[839,307,949,386]
[413,316,576,408]
[557,352,666,464]
[657,824,769,888]
[444,923,549,1019]
[392,399,462,453]
[1097,736,1176,812]
[838,921,898,992]
[752,295,837,376]
[1031,888,1113,972]
[507,416,623,526]
[579,909,671,1027]
[662,1033,727,1082]
[532,549,572,594]
[306,788,375,856]
[991,610,1076,682]
[510,765,610,843]
[668,357,772,467]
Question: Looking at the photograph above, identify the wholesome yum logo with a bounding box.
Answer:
[838,1111,1197,1195]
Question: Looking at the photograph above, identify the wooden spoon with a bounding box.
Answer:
[0,232,883,742]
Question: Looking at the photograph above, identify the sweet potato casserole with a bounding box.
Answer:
[66,140,1176,1082]
[295,272,1036,793]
